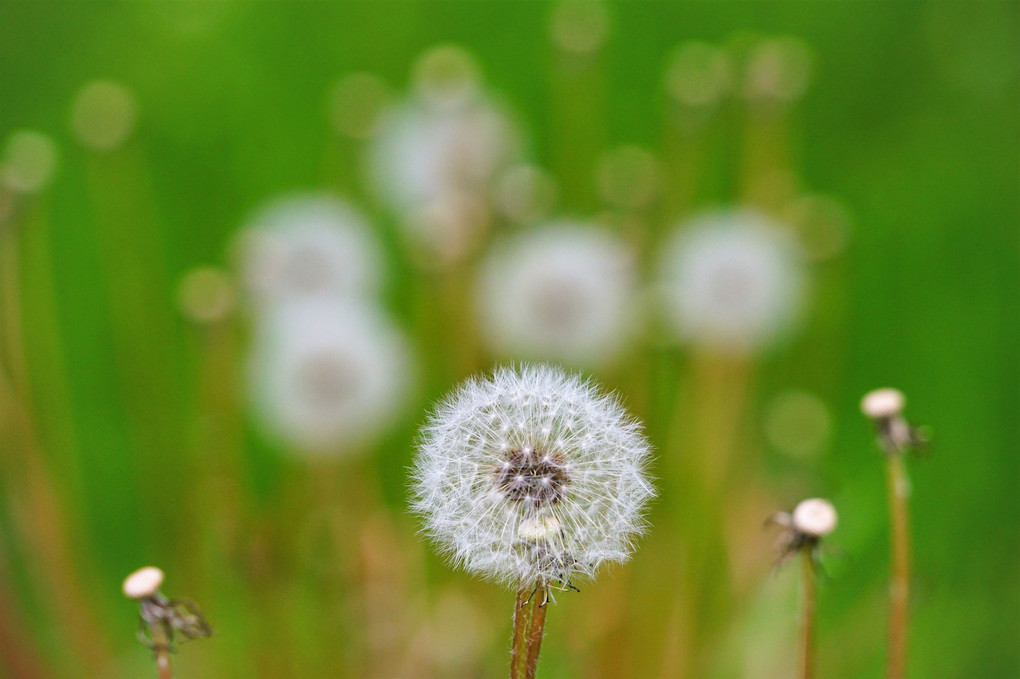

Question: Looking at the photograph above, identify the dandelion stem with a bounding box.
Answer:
[885,453,910,679]
[510,585,534,679]
[524,586,549,679]
[151,622,173,679]
[797,548,817,679]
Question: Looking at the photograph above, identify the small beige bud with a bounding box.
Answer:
[122,566,164,599]
[792,498,837,537]
[861,388,906,419]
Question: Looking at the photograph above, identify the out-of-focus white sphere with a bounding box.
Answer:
[477,223,638,366]
[2,130,59,194]
[368,97,521,214]
[248,298,412,454]
[860,388,906,420]
[122,566,164,599]
[792,498,837,537]
[659,209,807,354]
[235,194,384,308]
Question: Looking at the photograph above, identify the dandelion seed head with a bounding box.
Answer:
[478,224,638,366]
[659,209,806,354]
[792,498,837,537]
[235,194,383,308]
[368,93,521,215]
[249,298,411,454]
[70,80,137,151]
[411,364,654,587]
[664,42,734,109]
[2,130,59,194]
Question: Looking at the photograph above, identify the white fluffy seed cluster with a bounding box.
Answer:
[659,209,806,354]
[249,298,411,453]
[234,193,412,455]
[367,46,522,267]
[411,364,654,587]
[236,194,384,309]
[476,223,637,366]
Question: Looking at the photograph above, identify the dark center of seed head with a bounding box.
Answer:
[495,446,570,505]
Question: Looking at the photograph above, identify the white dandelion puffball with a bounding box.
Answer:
[411,364,654,587]
[249,298,411,453]
[368,95,521,214]
[235,194,384,307]
[659,209,806,353]
[477,224,638,366]
[792,498,837,538]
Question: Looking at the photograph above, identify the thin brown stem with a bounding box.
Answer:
[797,549,817,679]
[510,585,534,679]
[151,622,173,679]
[524,587,549,679]
[885,454,910,679]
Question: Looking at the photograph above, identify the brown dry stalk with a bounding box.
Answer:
[797,549,817,679]
[885,454,911,679]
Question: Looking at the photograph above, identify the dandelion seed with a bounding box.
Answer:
[477,224,638,366]
[659,209,807,354]
[410,363,654,588]
[249,298,411,454]
[234,193,384,308]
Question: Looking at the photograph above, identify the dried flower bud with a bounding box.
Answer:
[792,498,838,538]
[860,388,905,420]
[123,566,164,600]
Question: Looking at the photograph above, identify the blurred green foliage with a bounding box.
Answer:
[1,2,1017,678]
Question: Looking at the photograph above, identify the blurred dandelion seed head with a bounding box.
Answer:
[596,146,660,211]
[177,267,237,325]
[330,73,392,140]
[369,95,521,215]
[478,224,638,366]
[249,298,411,454]
[783,193,853,262]
[659,209,807,354]
[763,390,832,459]
[402,189,491,269]
[2,130,59,194]
[413,45,483,112]
[235,194,383,308]
[70,80,138,151]
[549,0,612,56]
[411,364,654,587]
[743,37,814,109]
[665,42,734,109]
[495,164,559,225]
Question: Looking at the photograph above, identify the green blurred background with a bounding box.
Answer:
[1,2,1017,678]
